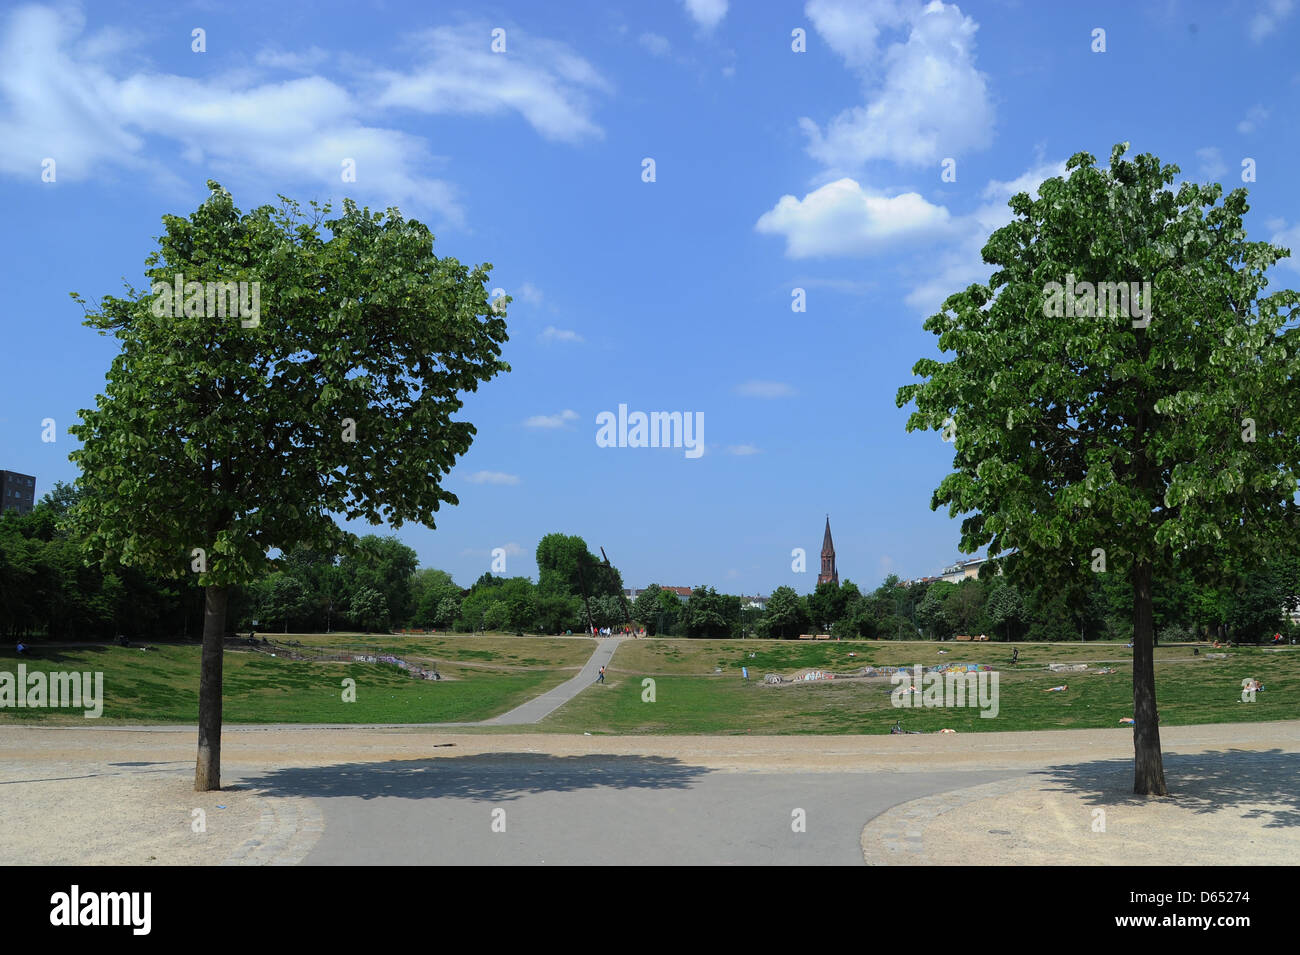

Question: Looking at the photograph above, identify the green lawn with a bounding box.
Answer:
[0,635,591,724]
[534,639,1299,735]
[2,635,1294,734]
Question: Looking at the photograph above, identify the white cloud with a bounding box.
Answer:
[1195,147,1226,180]
[0,9,608,222]
[539,326,584,343]
[516,282,544,305]
[756,177,952,258]
[978,159,1068,203]
[1249,0,1294,41]
[726,444,761,455]
[524,409,579,428]
[1238,104,1270,134]
[735,380,797,398]
[639,32,671,56]
[805,0,909,69]
[1271,221,1300,272]
[905,158,1066,315]
[801,0,994,168]
[465,471,521,485]
[682,0,728,31]
[0,6,457,218]
[372,24,610,143]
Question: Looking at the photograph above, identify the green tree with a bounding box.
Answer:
[339,535,419,628]
[632,584,663,634]
[917,582,955,640]
[255,572,311,633]
[349,586,388,632]
[898,143,1300,794]
[68,182,509,790]
[986,583,1026,641]
[410,568,461,629]
[655,587,684,636]
[536,592,582,634]
[765,585,808,639]
[682,586,728,637]
[808,580,846,632]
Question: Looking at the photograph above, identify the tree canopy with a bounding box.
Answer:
[898,143,1299,794]
[67,182,510,790]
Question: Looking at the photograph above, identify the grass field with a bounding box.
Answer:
[2,634,1294,734]
[0,634,594,724]
[534,638,1299,735]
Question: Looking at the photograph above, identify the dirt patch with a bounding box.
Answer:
[0,760,269,865]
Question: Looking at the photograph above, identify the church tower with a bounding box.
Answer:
[818,515,839,586]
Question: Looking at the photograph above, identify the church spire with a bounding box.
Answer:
[818,515,838,586]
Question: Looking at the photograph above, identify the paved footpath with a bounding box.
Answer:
[483,636,625,725]
[3,722,1298,865]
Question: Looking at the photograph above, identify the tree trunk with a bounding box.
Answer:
[195,585,228,791]
[1130,562,1167,795]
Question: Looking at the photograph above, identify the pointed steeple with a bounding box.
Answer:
[818,515,838,586]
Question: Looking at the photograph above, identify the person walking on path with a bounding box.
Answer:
[596,665,606,684]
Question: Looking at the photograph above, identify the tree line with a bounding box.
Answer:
[3,483,1294,643]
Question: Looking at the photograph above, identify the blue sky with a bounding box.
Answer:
[2,0,1298,595]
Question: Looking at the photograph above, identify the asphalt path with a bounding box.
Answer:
[483,637,625,725]
[275,755,1017,865]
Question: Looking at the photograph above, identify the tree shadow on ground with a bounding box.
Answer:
[1033,748,1300,828]
[240,753,713,803]
[0,646,111,665]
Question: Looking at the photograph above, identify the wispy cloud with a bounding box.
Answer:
[539,326,584,343]
[639,32,671,56]
[0,8,609,224]
[371,23,611,143]
[1270,220,1300,271]
[524,409,579,429]
[904,158,1067,316]
[1195,147,1226,180]
[465,471,521,485]
[726,444,761,455]
[516,282,544,305]
[735,380,797,398]
[462,541,524,557]
[1238,104,1270,134]
[1249,0,1294,41]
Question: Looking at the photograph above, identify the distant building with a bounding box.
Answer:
[938,557,1000,583]
[817,516,839,586]
[0,471,35,516]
